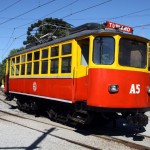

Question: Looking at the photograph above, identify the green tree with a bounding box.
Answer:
[0,60,6,85]
[8,47,25,57]
[23,18,72,47]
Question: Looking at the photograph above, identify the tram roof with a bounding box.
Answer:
[8,27,149,58]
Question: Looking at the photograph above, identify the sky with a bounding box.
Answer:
[0,0,150,62]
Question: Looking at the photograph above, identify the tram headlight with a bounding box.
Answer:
[147,86,150,94]
[109,84,119,93]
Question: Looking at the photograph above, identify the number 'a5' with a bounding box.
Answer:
[129,84,140,94]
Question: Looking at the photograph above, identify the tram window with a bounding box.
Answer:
[21,55,26,62]
[21,64,25,75]
[34,62,39,74]
[27,53,32,61]
[93,37,114,65]
[16,65,20,76]
[81,44,89,66]
[50,59,58,73]
[119,38,146,68]
[42,60,48,74]
[61,57,71,73]
[27,63,32,75]
[16,56,20,63]
[11,66,14,76]
[51,46,59,57]
[62,43,71,55]
[34,51,40,60]
[78,38,89,66]
[42,49,48,58]
[11,58,15,65]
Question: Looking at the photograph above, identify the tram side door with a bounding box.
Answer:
[75,38,89,101]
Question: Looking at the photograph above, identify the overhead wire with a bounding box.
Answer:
[0,0,22,56]
[105,7,150,31]
[107,7,150,21]
[0,0,113,60]
[1,0,79,56]
[15,0,80,29]
[1,0,81,59]
[62,0,112,19]
[0,0,57,61]
[3,28,16,50]
[15,0,112,30]
[0,0,22,14]
[2,39,16,59]
[133,23,150,28]
[0,0,56,25]
[11,0,112,39]
[2,0,150,61]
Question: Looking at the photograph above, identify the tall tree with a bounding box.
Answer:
[8,47,25,57]
[0,60,5,86]
[23,18,72,48]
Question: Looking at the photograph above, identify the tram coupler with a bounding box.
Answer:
[126,113,148,127]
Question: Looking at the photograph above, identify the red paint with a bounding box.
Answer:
[87,69,150,108]
[9,68,150,109]
[9,78,74,102]
[74,76,88,101]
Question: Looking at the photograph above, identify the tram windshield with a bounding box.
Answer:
[93,36,115,65]
[119,38,147,68]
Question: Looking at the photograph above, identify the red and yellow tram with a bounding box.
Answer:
[4,21,150,127]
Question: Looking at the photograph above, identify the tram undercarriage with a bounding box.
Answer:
[12,94,148,129]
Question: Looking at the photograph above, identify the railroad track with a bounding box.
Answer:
[0,97,150,150]
[0,117,101,150]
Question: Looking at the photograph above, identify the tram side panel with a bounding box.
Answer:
[87,68,150,109]
[9,77,74,102]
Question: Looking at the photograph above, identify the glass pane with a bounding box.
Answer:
[93,37,114,65]
[11,66,14,75]
[51,46,59,57]
[16,56,20,63]
[16,65,20,76]
[34,51,40,60]
[21,64,25,75]
[11,58,15,65]
[119,38,146,68]
[62,43,71,55]
[81,40,89,66]
[42,49,48,58]
[34,62,39,74]
[42,60,48,74]
[27,63,32,75]
[27,53,32,61]
[50,59,58,73]
[61,57,71,73]
[21,55,26,62]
